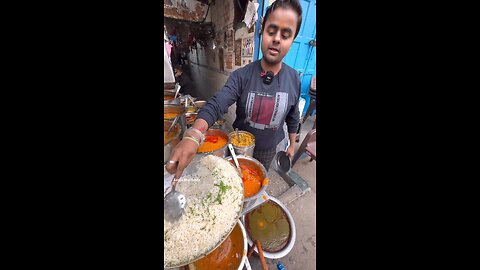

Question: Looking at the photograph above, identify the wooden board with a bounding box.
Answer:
[235,39,242,66]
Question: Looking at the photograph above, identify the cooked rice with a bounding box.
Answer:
[164,155,243,267]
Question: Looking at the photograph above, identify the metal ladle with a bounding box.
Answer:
[228,144,242,175]
[173,83,181,100]
[165,115,179,138]
[164,176,187,223]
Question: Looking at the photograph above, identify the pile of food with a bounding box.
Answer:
[230,132,255,147]
[164,155,244,268]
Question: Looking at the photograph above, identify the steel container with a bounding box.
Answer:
[241,196,296,259]
[228,130,255,157]
[224,155,268,203]
[163,158,245,269]
[187,220,248,270]
[196,129,229,158]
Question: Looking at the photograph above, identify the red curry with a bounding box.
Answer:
[197,135,227,153]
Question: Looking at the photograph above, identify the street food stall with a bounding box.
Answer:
[164,81,297,270]
[163,6,299,267]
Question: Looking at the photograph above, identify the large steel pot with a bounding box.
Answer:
[163,156,245,269]
[241,196,296,259]
[196,129,229,158]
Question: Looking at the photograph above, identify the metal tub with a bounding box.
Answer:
[241,196,296,259]
[228,130,255,157]
[187,220,248,270]
[196,129,229,158]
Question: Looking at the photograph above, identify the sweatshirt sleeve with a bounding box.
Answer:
[197,70,242,127]
[285,75,301,134]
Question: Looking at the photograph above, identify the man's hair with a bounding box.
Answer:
[261,0,303,39]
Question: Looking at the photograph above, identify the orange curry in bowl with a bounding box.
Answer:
[227,158,267,198]
[197,135,228,153]
[192,223,244,270]
[164,113,178,120]
[164,95,174,100]
[240,165,263,198]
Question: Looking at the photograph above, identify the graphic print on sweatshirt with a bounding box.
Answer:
[245,91,289,130]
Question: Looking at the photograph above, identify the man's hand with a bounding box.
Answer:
[165,118,209,179]
[286,145,295,158]
[165,138,199,179]
[286,133,297,159]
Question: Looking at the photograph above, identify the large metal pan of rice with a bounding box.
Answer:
[164,155,244,268]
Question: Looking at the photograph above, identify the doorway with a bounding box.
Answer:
[219,48,224,71]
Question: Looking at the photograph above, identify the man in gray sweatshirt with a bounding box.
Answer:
[167,0,303,178]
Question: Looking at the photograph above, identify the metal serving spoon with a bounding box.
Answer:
[165,115,179,138]
[173,83,181,100]
[228,144,242,175]
[164,176,187,223]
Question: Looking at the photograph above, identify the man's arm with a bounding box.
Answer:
[285,76,301,158]
[286,132,297,158]
[166,70,243,178]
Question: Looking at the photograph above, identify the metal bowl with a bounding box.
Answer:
[164,104,187,120]
[194,100,207,109]
[211,118,226,130]
[185,112,198,126]
[224,155,268,202]
[164,92,179,104]
[228,131,256,157]
[186,106,198,113]
[196,129,230,158]
[241,197,296,259]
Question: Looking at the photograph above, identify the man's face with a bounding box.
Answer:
[261,7,298,65]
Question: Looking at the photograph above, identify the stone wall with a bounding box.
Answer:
[189,0,257,74]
